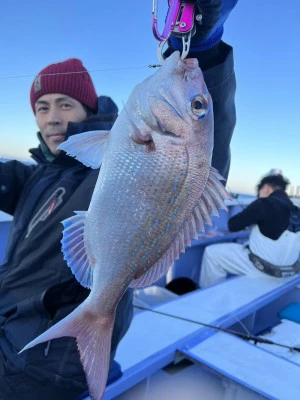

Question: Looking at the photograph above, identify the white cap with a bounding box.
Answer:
[269,168,283,175]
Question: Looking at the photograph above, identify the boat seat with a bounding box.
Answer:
[179,331,300,400]
[278,302,300,323]
[78,274,300,399]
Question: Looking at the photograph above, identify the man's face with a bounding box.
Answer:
[258,184,273,198]
[35,93,87,155]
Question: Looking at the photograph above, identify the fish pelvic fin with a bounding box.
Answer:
[61,211,93,288]
[20,303,115,400]
[58,130,110,169]
[130,167,230,289]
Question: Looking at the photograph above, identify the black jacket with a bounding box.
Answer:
[0,97,133,391]
[228,190,295,240]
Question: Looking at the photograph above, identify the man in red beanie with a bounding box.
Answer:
[0,58,133,400]
[0,1,240,397]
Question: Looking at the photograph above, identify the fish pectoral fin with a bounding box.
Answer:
[58,130,110,169]
[61,211,93,288]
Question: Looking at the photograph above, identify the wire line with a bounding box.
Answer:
[0,65,156,80]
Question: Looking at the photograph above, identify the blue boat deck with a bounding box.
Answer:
[181,330,300,400]
[102,274,300,399]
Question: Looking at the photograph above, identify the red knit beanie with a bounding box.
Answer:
[30,58,98,114]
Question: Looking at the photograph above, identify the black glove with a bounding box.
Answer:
[191,0,222,42]
[169,0,238,52]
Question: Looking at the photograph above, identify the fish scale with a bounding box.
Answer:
[20,52,230,400]
[88,148,195,270]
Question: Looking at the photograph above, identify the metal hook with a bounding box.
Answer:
[157,31,192,63]
[180,31,192,59]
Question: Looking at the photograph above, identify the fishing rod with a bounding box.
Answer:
[134,304,300,353]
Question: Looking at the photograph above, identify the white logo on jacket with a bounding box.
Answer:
[26,187,66,238]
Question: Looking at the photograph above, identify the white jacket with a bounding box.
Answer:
[250,225,300,266]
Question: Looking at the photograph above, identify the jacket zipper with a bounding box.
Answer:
[44,320,53,357]
[0,193,60,287]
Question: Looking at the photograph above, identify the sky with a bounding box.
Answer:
[0,0,299,195]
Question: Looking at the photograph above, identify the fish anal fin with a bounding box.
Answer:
[58,130,110,169]
[130,254,171,289]
[129,238,182,289]
[61,211,93,289]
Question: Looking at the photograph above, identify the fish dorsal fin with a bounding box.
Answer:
[130,167,230,288]
[61,211,93,288]
[58,130,110,169]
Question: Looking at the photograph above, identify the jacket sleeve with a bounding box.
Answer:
[0,160,37,215]
[228,199,264,232]
[201,41,236,182]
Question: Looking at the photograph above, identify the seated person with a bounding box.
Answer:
[199,174,300,288]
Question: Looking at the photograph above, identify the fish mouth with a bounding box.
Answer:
[184,58,199,71]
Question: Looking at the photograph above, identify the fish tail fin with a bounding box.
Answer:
[20,303,116,400]
[19,304,85,352]
[77,312,115,400]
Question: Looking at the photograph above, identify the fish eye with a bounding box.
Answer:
[191,96,208,119]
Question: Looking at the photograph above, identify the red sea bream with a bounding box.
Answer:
[21,51,230,400]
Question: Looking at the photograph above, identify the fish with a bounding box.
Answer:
[20,51,230,400]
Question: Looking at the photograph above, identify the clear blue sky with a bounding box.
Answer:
[0,1,299,195]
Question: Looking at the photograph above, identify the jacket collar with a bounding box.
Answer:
[269,189,294,210]
[29,112,115,166]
